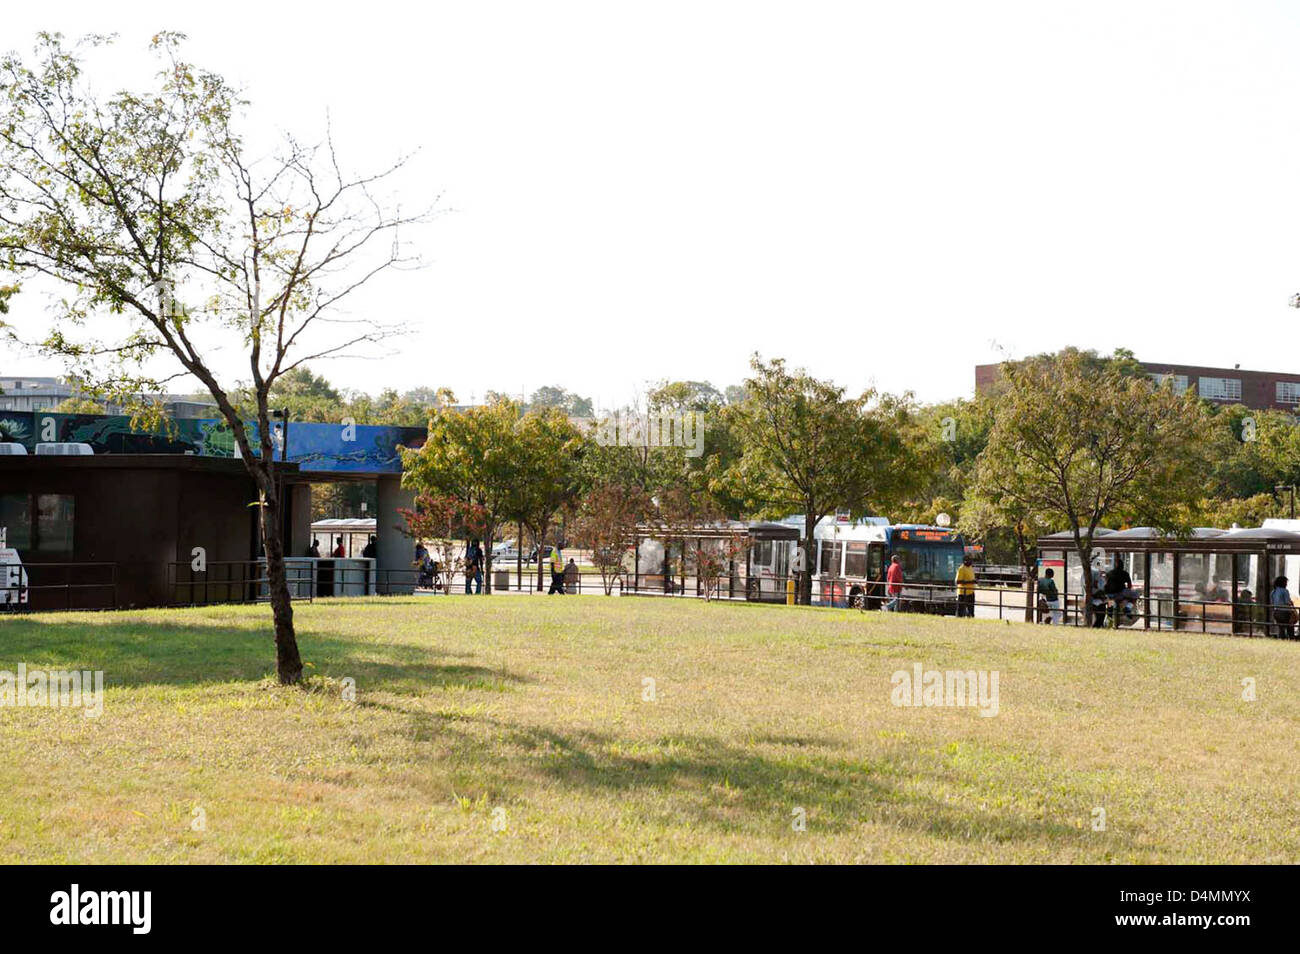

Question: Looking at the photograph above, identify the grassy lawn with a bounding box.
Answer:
[2,595,1298,864]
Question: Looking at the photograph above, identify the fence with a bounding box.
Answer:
[10,557,1295,638]
[0,562,118,612]
[167,560,432,606]
[613,570,1300,638]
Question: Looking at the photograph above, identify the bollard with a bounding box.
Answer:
[786,578,795,606]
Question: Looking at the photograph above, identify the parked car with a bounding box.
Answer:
[493,540,522,562]
[492,543,558,563]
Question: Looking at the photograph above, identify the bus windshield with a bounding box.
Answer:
[893,542,965,583]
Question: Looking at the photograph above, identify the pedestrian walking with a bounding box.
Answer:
[884,555,904,612]
[548,545,566,594]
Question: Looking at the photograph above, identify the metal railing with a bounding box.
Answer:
[409,562,617,595]
[166,559,313,607]
[614,571,1300,639]
[1050,589,1291,636]
[0,562,118,612]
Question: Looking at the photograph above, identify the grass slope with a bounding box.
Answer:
[1,596,1297,863]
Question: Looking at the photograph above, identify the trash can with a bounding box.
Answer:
[493,569,511,591]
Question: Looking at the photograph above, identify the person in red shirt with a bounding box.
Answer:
[331,536,346,558]
[885,555,904,612]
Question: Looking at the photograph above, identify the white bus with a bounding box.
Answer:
[746,516,967,611]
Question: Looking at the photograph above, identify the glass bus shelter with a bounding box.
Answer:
[1037,526,1300,634]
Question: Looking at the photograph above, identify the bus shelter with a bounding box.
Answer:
[625,521,796,601]
[1037,525,1300,634]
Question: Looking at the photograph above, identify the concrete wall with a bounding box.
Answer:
[375,476,416,594]
[288,482,313,558]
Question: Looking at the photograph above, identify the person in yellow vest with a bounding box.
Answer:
[547,545,565,595]
[955,557,976,618]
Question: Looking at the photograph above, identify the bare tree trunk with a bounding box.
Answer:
[483,521,495,594]
[801,512,817,606]
[533,521,551,592]
[261,488,303,684]
[250,400,302,685]
[1016,527,1034,623]
[1081,546,1093,628]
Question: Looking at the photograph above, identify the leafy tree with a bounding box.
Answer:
[402,386,457,410]
[721,355,931,604]
[506,408,584,591]
[233,366,344,423]
[571,482,648,595]
[311,481,377,523]
[689,530,748,602]
[642,379,747,519]
[1207,406,1300,500]
[400,399,523,592]
[578,398,687,512]
[898,396,995,526]
[398,493,489,592]
[0,33,422,682]
[1187,493,1280,530]
[968,350,1222,622]
[528,385,593,418]
[647,380,725,413]
[49,396,106,414]
[959,494,1048,621]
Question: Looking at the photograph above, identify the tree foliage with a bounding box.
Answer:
[721,354,931,603]
[968,350,1223,619]
[0,33,423,681]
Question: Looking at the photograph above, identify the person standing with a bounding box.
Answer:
[1270,575,1294,638]
[884,555,904,612]
[1037,567,1061,624]
[955,557,976,618]
[472,540,484,594]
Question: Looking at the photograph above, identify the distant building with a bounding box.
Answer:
[0,375,215,417]
[0,376,74,412]
[975,361,1300,412]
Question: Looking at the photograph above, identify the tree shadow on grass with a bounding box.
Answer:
[386,706,1129,856]
[0,615,527,694]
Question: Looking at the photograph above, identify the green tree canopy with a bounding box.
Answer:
[721,355,932,603]
[968,349,1223,619]
[0,33,424,681]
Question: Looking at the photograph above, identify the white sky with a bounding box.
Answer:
[4,1,1300,409]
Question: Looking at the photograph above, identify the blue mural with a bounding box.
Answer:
[252,421,426,474]
[0,411,424,475]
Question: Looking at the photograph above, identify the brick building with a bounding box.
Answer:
[975,361,1300,412]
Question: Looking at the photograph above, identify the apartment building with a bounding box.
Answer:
[975,361,1300,412]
